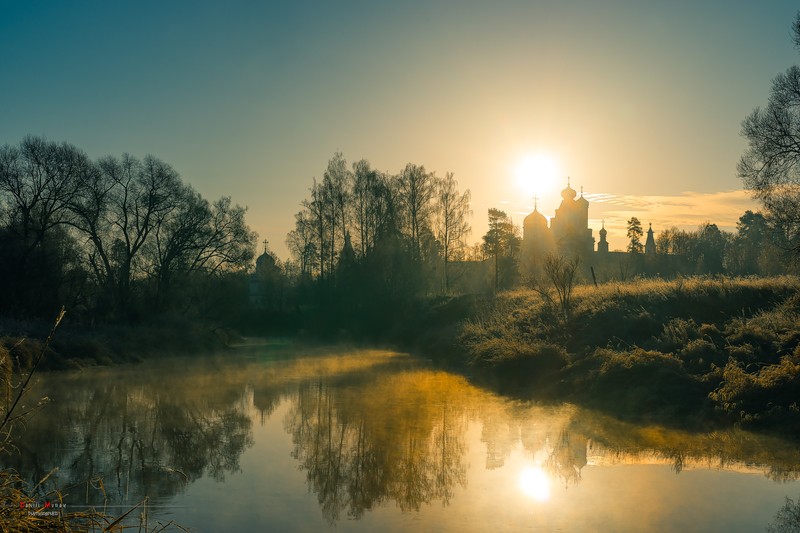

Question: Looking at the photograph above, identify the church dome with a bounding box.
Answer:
[560,182,577,201]
[524,200,547,228]
[576,190,589,207]
[524,207,547,227]
[255,251,276,273]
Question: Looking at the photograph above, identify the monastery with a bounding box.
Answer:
[520,180,686,280]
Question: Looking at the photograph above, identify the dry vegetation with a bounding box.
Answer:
[0,313,187,532]
[457,275,800,432]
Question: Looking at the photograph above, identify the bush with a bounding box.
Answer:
[586,348,707,419]
[710,356,800,430]
[679,338,724,371]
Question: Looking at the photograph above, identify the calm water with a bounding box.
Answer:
[5,347,800,532]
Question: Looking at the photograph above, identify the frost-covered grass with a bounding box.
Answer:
[457,276,800,432]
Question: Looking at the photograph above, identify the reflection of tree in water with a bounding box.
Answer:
[574,412,800,482]
[283,358,800,525]
[9,364,254,506]
[8,349,800,526]
[480,402,587,488]
[284,371,470,523]
[543,430,586,486]
[480,406,516,470]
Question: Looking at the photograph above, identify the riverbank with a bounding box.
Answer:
[0,316,233,371]
[3,275,799,437]
[448,275,800,435]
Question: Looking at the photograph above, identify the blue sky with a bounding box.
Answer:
[2,1,798,255]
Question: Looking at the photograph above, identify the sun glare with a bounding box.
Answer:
[514,153,559,199]
[518,466,551,502]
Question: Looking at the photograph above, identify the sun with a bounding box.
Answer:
[518,466,551,502]
[514,153,560,199]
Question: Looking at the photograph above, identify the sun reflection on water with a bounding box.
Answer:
[519,466,551,502]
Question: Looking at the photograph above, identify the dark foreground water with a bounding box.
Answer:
[4,347,800,532]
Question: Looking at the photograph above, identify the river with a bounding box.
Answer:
[4,347,800,532]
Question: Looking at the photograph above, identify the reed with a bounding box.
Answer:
[0,309,186,532]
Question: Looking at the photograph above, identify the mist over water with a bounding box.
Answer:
[7,349,800,531]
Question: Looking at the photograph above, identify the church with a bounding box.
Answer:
[520,180,668,280]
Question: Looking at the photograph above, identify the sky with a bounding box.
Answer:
[2,1,799,257]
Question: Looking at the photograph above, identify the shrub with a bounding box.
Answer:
[658,318,699,351]
[587,348,706,418]
[726,343,757,362]
[710,356,800,430]
[679,338,723,371]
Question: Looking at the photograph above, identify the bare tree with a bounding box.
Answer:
[739,12,800,259]
[287,210,319,278]
[67,154,182,314]
[398,163,435,261]
[435,173,471,293]
[145,188,256,309]
[302,178,330,281]
[0,136,91,252]
[322,152,351,275]
[352,159,384,257]
[540,254,580,323]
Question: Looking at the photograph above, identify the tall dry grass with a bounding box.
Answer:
[0,309,187,532]
[457,275,800,430]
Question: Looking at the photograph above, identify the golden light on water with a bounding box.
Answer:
[518,466,551,502]
[514,153,560,199]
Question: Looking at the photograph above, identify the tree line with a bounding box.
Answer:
[0,135,256,322]
[1,134,794,332]
[624,213,791,276]
[285,153,471,296]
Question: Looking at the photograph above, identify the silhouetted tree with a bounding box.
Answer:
[626,217,643,253]
[145,190,256,311]
[693,222,727,274]
[435,173,471,294]
[656,226,693,255]
[0,136,91,252]
[739,12,800,260]
[351,159,380,257]
[287,210,319,279]
[542,254,580,323]
[398,163,435,262]
[76,154,182,317]
[726,211,772,274]
[482,209,520,291]
[322,153,351,276]
[0,137,93,314]
[303,178,332,282]
[0,135,256,322]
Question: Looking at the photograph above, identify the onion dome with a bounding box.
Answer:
[561,178,577,201]
[255,251,276,272]
[524,198,547,227]
[576,185,589,207]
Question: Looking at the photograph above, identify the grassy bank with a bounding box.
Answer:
[0,316,232,371]
[449,276,800,434]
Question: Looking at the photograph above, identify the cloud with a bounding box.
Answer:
[585,190,760,250]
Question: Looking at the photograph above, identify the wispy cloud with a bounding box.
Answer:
[586,190,760,250]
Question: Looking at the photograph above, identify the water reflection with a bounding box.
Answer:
[284,371,470,521]
[4,348,800,528]
[519,467,550,501]
[7,364,255,506]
